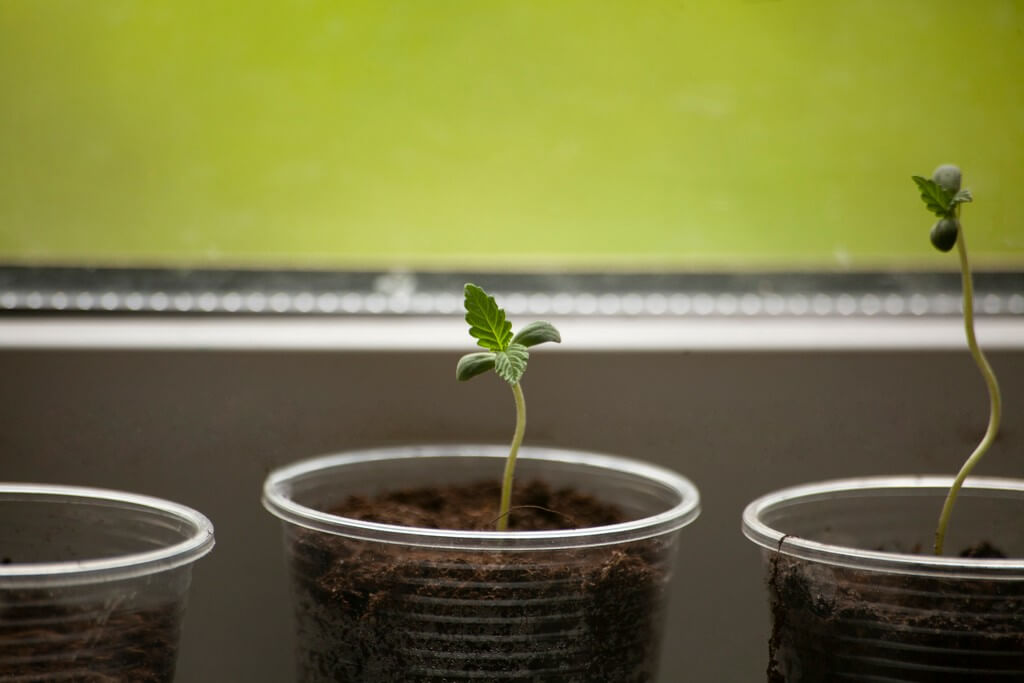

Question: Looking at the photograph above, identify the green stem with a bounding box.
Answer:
[934,217,1003,555]
[497,381,527,531]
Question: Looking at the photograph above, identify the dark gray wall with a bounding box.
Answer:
[2,348,1021,682]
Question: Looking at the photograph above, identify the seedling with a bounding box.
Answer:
[912,165,1003,555]
[456,283,561,530]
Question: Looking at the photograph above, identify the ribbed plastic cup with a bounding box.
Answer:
[263,444,700,683]
[0,484,215,681]
[742,476,1024,682]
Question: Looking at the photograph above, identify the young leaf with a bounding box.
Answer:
[912,176,953,217]
[512,321,562,348]
[464,284,512,352]
[456,352,496,381]
[952,188,973,205]
[494,343,529,384]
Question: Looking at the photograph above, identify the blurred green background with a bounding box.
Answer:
[1,1,1021,271]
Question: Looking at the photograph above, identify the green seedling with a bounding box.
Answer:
[456,283,561,531]
[912,164,1003,555]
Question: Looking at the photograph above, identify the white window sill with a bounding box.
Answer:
[0,316,1021,351]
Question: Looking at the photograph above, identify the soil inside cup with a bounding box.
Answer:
[0,596,181,681]
[287,479,674,683]
[765,541,1024,683]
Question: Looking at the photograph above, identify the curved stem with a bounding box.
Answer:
[934,217,1003,555]
[496,382,527,531]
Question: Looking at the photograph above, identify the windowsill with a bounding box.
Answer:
[1,315,1021,351]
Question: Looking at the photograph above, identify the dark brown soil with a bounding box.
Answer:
[765,541,1024,682]
[333,478,626,531]
[0,596,181,681]
[287,479,676,682]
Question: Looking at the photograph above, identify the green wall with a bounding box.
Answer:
[1,1,1021,270]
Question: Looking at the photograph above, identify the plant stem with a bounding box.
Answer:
[497,382,527,531]
[934,216,1003,555]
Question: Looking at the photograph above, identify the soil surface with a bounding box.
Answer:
[333,478,627,531]
[287,479,675,682]
[766,541,1024,682]
[0,597,181,681]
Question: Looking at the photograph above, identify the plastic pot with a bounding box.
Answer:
[743,476,1024,682]
[263,444,700,683]
[0,483,215,681]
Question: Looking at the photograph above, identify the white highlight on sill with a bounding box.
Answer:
[0,316,1021,351]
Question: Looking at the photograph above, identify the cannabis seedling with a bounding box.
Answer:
[456,284,561,531]
[912,165,1003,555]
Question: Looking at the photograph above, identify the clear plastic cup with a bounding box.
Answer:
[0,483,215,681]
[742,476,1024,682]
[263,444,700,682]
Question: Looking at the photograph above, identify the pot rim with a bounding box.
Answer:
[262,444,700,550]
[742,475,1024,578]
[0,483,215,587]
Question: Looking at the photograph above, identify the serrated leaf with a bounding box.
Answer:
[912,175,953,217]
[464,284,512,352]
[952,188,973,205]
[512,321,562,348]
[456,352,496,381]
[494,343,529,384]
